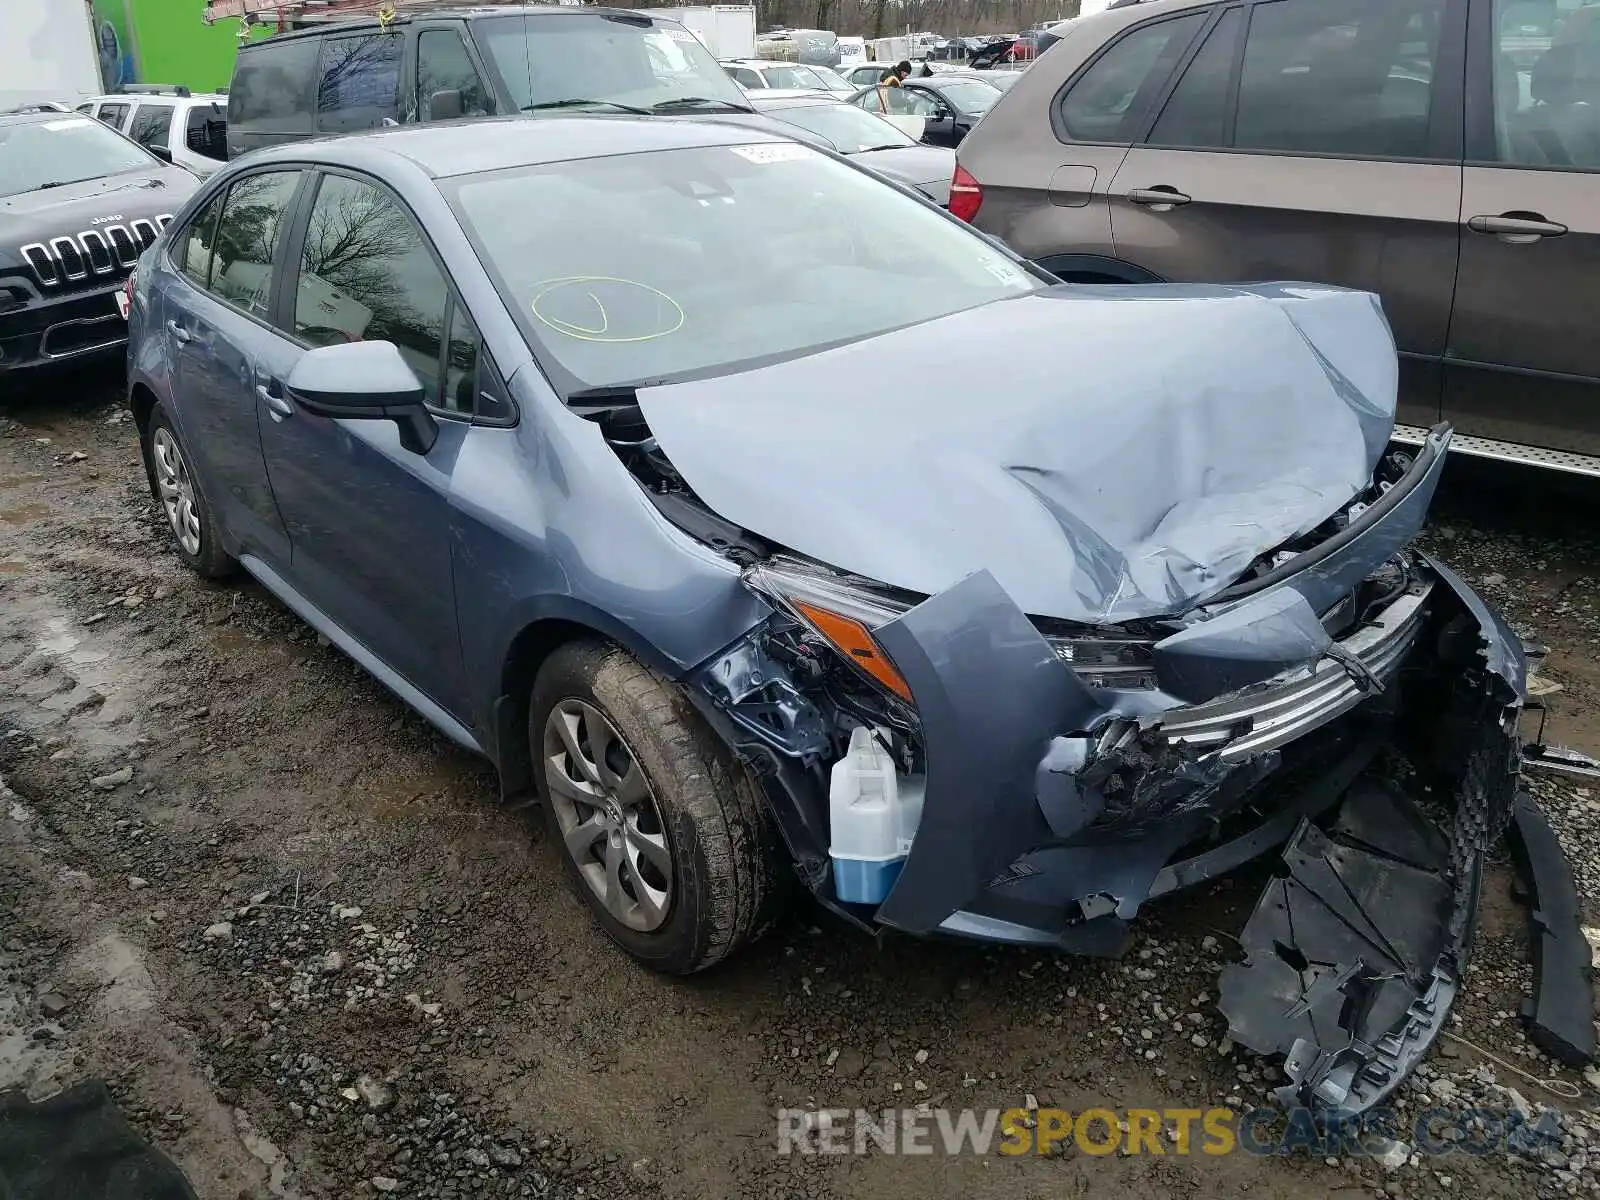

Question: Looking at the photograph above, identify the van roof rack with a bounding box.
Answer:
[121,84,192,96]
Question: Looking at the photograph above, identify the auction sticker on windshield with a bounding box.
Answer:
[43,118,95,131]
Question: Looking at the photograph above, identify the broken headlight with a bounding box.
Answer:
[742,556,917,703]
[743,556,1161,700]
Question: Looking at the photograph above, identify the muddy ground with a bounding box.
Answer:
[3,366,1600,1200]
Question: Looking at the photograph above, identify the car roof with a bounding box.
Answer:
[87,93,227,104]
[723,59,818,69]
[746,91,837,106]
[0,109,77,128]
[238,5,648,48]
[241,114,787,179]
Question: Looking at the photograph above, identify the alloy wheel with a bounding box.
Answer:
[542,698,674,932]
[151,427,201,556]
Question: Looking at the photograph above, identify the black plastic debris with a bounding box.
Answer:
[1507,790,1597,1067]
[0,1080,198,1200]
[1219,782,1465,1114]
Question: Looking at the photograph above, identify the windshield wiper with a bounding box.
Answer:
[25,178,92,192]
[650,97,751,112]
[855,144,911,154]
[522,98,651,114]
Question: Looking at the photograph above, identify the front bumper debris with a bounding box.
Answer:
[695,425,1592,1113]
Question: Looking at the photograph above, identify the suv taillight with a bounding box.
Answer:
[949,164,983,222]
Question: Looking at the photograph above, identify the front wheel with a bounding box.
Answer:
[529,640,782,974]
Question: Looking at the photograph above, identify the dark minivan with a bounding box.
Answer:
[226,4,760,159]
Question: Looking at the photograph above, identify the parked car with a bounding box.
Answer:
[722,58,854,95]
[127,113,1543,1118]
[841,62,900,87]
[0,108,198,375]
[226,5,765,158]
[955,0,1600,473]
[77,85,230,178]
[744,92,956,203]
[849,74,1003,146]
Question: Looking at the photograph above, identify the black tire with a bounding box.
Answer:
[529,639,781,974]
[143,402,235,579]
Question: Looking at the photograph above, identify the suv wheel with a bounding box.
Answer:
[144,404,234,578]
[529,640,780,974]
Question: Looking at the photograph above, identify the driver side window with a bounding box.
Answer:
[293,174,449,408]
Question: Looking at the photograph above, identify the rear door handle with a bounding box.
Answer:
[1467,212,1567,243]
[1125,186,1191,211]
[255,381,294,419]
[165,320,192,344]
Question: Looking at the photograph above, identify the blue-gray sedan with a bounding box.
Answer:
[125,114,1556,1115]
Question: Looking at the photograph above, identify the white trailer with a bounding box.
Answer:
[647,5,757,60]
[1,0,103,112]
[869,35,911,63]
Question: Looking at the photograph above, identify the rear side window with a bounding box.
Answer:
[176,193,226,289]
[1058,12,1207,142]
[185,104,229,161]
[208,171,304,317]
[97,101,130,129]
[128,104,174,151]
[1149,7,1246,147]
[1232,0,1445,159]
[316,32,403,131]
[230,38,319,131]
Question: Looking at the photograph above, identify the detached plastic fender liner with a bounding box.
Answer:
[870,569,1109,934]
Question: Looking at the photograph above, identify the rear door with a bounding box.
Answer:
[1442,0,1600,456]
[160,169,306,567]
[1107,0,1466,430]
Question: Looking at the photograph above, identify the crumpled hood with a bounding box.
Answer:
[638,282,1399,624]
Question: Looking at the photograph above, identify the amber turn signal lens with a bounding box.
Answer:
[791,600,913,702]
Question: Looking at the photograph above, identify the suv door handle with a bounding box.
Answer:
[1125,186,1191,211]
[255,380,294,420]
[1467,212,1567,243]
[165,320,192,344]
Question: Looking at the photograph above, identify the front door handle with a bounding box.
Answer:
[1125,186,1192,212]
[1467,212,1567,244]
[255,382,294,419]
[165,320,192,344]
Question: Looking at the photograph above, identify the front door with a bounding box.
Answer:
[1106,0,1466,430]
[1443,0,1600,457]
[256,169,470,719]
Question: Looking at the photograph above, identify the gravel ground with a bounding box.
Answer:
[3,366,1600,1200]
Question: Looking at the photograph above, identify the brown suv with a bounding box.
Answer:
[955,0,1600,474]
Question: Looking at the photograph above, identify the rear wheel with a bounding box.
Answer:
[143,404,234,579]
[529,640,781,974]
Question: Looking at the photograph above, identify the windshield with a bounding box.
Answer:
[810,66,854,89]
[939,79,1003,112]
[0,115,155,198]
[471,13,751,111]
[766,101,916,152]
[448,142,1038,390]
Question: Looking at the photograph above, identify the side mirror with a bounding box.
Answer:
[429,89,464,121]
[286,341,438,454]
[147,143,173,162]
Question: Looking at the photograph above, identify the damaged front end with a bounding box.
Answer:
[579,380,1586,1112]
[660,425,1585,1114]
